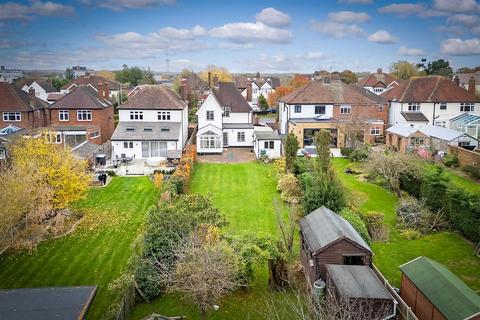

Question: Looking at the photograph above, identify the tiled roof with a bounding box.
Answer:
[280,80,385,105]
[49,86,111,109]
[381,76,479,103]
[235,76,281,89]
[119,85,186,110]
[357,72,398,88]
[0,82,48,111]
[213,82,252,113]
[62,75,120,91]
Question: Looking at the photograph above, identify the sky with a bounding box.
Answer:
[0,0,480,73]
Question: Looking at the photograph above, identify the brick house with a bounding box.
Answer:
[48,83,114,147]
[279,77,388,148]
[357,68,401,95]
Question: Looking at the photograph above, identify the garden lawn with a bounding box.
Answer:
[333,158,480,291]
[427,164,480,195]
[0,177,159,319]
[131,162,298,320]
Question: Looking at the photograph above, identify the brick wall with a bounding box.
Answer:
[448,145,480,167]
[1,109,47,130]
[332,103,388,124]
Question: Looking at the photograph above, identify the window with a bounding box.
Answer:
[0,149,5,159]
[123,141,134,148]
[59,110,69,121]
[224,107,230,118]
[126,127,136,132]
[77,110,92,121]
[237,131,245,142]
[46,132,62,144]
[344,256,364,265]
[90,130,100,138]
[130,111,143,120]
[2,112,21,121]
[439,103,447,110]
[315,105,325,115]
[206,110,214,121]
[199,136,221,149]
[408,103,421,111]
[370,127,380,135]
[264,141,274,149]
[340,105,351,114]
[374,88,383,93]
[160,127,170,132]
[460,103,475,112]
[294,105,302,113]
[410,137,424,145]
[157,111,171,120]
[143,127,153,132]
[377,104,384,111]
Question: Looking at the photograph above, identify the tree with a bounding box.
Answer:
[199,65,233,85]
[267,86,295,108]
[290,75,310,89]
[284,133,299,173]
[301,172,346,214]
[65,68,74,81]
[258,94,269,111]
[390,60,418,80]
[140,68,155,85]
[313,130,331,175]
[50,76,69,91]
[115,65,144,86]
[96,70,116,81]
[418,59,453,76]
[340,70,358,84]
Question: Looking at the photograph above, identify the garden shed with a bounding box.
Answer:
[400,256,480,320]
[450,113,480,140]
[299,206,372,285]
[253,130,282,159]
[325,264,396,319]
[419,125,478,152]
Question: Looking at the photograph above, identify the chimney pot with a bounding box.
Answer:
[468,76,476,95]
[453,76,460,86]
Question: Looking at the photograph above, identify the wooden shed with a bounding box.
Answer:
[299,206,372,285]
[325,264,396,320]
[400,256,480,320]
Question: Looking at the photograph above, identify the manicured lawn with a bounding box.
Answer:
[0,177,159,319]
[429,165,480,195]
[333,158,480,291]
[131,162,297,320]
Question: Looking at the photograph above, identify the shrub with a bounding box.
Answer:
[420,166,449,213]
[170,144,196,193]
[105,170,117,177]
[363,211,389,241]
[349,147,370,162]
[340,147,353,158]
[442,154,459,167]
[445,188,480,242]
[301,172,346,214]
[399,228,422,240]
[396,197,432,233]
[462,165,480,179]
[273,158,286,176]
[293,157,313,175]
[399,172,422,198]
[168,175,184,195]
[339,208,370,243]
[277,174,302,204]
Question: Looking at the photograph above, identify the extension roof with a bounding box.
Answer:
[300,206,371,255]
[49,86,111,109]
[111,121,181,141]
[280,80,385,105]
[400,111,429,122]
[0,82,48,111]
[119,85,187,110]
[213,82,252,113]
[400,256,480,320]
[381,76,479,103]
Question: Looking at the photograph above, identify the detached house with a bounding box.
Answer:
[382,76,479,128]
[48,84,114,146]
[279,77,388,148]
[196,82,253,154]
[235,74,280,110]
[21,79,57,103]
[111,85,188,160]
[357,68,401,95]
[61,75,121,101]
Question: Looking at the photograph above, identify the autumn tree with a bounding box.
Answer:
[390,60,419,80]
[267,86,295,108]
[284,132,299,173]
[339,70,358,84]
[199,65,233,85]
[290,75,310,89]
[96,70,116,81]
[140,68,156,85]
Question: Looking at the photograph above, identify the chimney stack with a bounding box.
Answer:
[103,82,110,100]
[377,68,383,74]
[247,79,252,102]
[180,78,187,100]
[213,75,219,87]
[98,82,104,100]
[468,76,475,95]
[453,76,460,86]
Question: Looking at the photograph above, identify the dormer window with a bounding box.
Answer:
[130,111,143,120]
[224,107,230,117]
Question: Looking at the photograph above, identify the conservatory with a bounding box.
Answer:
[450,113,480,140]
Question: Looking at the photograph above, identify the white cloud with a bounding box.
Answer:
[209,22,292,44]
[441,38,480,55]
[447,14,479,26]
[0,1,74,21]
[328,11,370,23]
[378,3,425,16]
[79,0,175,11]
[255,7,291,27]
[398,46,425,56]
[310,20,365,38]
[433,0,480,13]
[156,25,206,40]
[338,0,373,4]
[368,30,398,44]
[295,51,327,60]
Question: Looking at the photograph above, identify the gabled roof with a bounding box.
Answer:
[213,82,252,113]
[357,71,398,88]
[381,76,479,103]
[280,80,386,105]
[453,71,480,86]
[33,80,56,93]
[400,256,480,320]
[62,75,119,91]
[0,82,48,111]
[234,76,281,89]
[119,85,186,110]
[401,111,429,122]
[300,206,371,254]
[49,86,111,109]
[350,85,388,104]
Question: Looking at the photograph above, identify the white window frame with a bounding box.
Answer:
[460,103,474,112]
[2,112,21,121]
[130,111,143,120]
[157,111,171,121]
[199,136,221,149]
[59,110,69,121]
[314,105,325,115]
[237,131,245,142]
[224,107,230,118]
[77,110,92,121]
[206,110,214,121]
[439,103,447,111]
[123,141,134,148]
[374,88,383,93]
[408,103,421,112]
[340,105,351,114]
[263,141,274,149]
[377,104,384,111]
[90,130,100,139]
[370,127,380,135]
[294,105,302,113]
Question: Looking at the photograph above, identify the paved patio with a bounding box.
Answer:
[197,147,256,163]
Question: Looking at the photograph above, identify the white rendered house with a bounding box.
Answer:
[22,80,56,103]
[111,85,188,160]
[196,82,254,153]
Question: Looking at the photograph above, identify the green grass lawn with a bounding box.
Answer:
[429,165,480,195]
[333,158,480,291]
[131,162,297,320]
[0,177,159,319]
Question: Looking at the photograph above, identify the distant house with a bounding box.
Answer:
[179,72,210,103]
[325,264,396,319]
[279,77,388,148]
[196,82,254,154]
[61,75,121,101]
[71,65,94,79]
[0,66,24,83]
[357,68,400,95]
[452,71,480,95]
[48,84,114,146]
[111,85,188,160]
[381,76,479,128]
[299,206,372,284]
[400,256,480,320]
[235,74,280,110]
[21,79,57,103]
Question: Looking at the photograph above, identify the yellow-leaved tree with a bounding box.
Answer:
[199,65,233,85]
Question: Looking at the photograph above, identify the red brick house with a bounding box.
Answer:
[48,84,114,147]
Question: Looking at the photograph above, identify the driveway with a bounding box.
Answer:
[197,148,256,163]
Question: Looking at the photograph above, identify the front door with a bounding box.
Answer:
[223,132,228,148]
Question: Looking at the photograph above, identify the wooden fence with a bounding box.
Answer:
[372,264,419,320]
[115,284,136,320]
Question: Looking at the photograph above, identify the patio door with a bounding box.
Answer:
[223,132,228,147]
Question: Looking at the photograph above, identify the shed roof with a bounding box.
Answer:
[254,130,282,140]
[0,286,97,320]
[299,206,371,254]
[111,121,180,141]
[386,124,419,138]
[400,256,480,320]
[326,265,393,300]
[419,125,472,142]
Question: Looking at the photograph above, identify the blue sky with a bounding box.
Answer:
[1,0,479,73]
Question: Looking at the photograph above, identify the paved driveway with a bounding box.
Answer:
[197,148,256,163]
